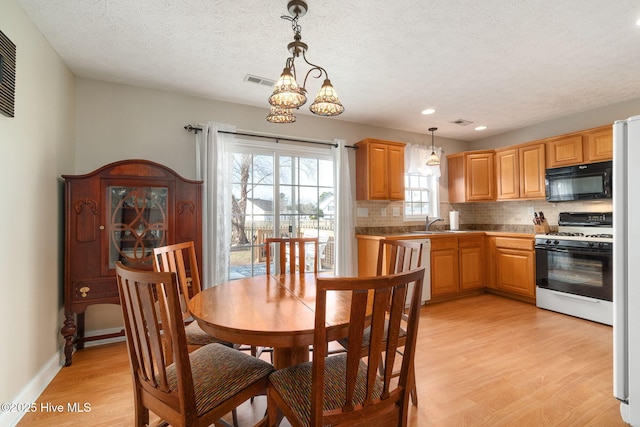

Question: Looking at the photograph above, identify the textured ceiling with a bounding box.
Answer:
[15,0,640,141]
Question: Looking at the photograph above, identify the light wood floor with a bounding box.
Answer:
[18,293,626,426]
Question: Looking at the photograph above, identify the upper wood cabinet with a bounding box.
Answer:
[495,142,545,200]
[546,134,583,168]
[546,125,612,168]
[448,150,495,203]
[583,126,613,162]
[355,138,405,201]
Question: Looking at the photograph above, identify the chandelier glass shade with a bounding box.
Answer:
[426,127,440,166]
[266,106,297,123]
[309,79,344,116]
[268,66,307,109]
[266,0,344,123]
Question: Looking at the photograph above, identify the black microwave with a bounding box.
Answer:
[545,160,612,202]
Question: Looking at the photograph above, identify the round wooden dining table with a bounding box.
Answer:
[188,273,353,369]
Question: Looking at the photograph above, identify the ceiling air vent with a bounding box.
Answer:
[451,119,474,126]
[244,74,276,87]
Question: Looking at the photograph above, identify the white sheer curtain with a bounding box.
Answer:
[195,122,235,288]
[405,144,442,177]
[333,139,356,276]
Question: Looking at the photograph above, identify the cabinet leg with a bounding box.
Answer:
[60,313,76,366]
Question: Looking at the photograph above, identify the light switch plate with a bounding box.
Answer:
[392,207,400,216]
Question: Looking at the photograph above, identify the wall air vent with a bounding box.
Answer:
[451,119,474,126]
[244,74,276,87]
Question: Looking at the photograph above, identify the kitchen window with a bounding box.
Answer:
[403,144,442,220]
[404,172,439,219]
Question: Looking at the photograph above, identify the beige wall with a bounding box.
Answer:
[0,0,75,404]
[74,78,468,178]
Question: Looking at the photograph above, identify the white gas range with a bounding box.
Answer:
[534,212,613,325]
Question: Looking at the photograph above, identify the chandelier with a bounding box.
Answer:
[266,0,344,123]
[426,127,440,166]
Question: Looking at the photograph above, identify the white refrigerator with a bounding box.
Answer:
[613,115,640,425]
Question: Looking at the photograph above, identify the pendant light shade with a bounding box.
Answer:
[309,79,344,116]
[268,67,307,109]
[266,106,297,123]
[426,127,440,166]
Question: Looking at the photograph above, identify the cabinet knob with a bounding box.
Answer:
[79,286,90,297]
[99,225,105,230]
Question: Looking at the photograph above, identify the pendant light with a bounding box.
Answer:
[426,127,440,166]
[267,0,344,123]
[266,106,297,123]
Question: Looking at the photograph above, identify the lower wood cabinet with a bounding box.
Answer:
[486,236,535,301]
[357,233,535,304]
[431,235,484,300]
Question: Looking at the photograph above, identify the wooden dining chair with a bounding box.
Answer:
[114,262,275,427]
[267,267,426,427]
[265,237,319,275]
[262,237,320,360]
[153,241,234,348]
[339,239,423,405]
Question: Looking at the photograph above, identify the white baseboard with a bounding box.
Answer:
[0,350,62,427]
[0,328,125,427]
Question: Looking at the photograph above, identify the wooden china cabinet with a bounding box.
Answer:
[61,160,202,366]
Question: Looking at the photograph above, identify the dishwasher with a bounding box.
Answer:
[399,238,431,304]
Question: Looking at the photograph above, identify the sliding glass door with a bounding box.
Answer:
[229,144,335,279]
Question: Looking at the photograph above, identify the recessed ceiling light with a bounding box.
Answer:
[475,125,488,131]
[421,108,436,115]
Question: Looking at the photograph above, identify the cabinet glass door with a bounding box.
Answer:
[108,186,168,268]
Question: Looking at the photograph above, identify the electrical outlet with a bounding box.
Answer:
[381,208,387,217]
[392,207,400,216]
[527,206,535,215]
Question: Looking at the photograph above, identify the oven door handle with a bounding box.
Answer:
[536,246,610,256]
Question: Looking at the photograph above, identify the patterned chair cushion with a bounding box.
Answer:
[268,354,383,426]
[185,321,234,347]
[337,320,407,350]
[166,343,275,416]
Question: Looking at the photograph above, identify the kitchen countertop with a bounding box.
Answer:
[356,223,546,235]
[356,226,537,240]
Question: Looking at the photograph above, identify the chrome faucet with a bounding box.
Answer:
[426,215,444,231]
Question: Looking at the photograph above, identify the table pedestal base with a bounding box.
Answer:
[273,346,310,370]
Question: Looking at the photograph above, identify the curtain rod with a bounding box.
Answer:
[183,124,357,149]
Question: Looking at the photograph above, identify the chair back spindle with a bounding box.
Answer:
[153,242,202,322]
[265,237,319,275]
[377,239,423,276]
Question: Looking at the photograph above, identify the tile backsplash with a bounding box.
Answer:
[355,199,613,231]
